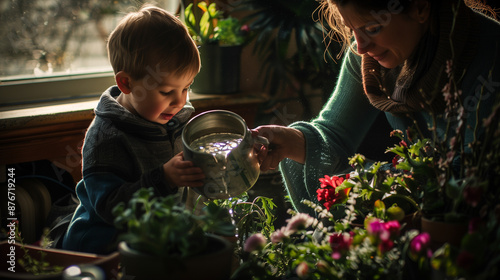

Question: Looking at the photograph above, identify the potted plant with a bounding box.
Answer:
[232,0,342,119]
[112,187,236,280]
[231,195,417,280]
[184,1,249,94]
[0,226,119,280]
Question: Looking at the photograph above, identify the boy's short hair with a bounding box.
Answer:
[107,5,200,80]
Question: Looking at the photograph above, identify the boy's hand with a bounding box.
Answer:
[163,152,205,188]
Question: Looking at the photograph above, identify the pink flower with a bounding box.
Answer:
[244,233,267,252]
[296,262,309,278]
[410,232,432,258]
[286,213,314,233]
[329,232,352,260]
[367,219,384,236]
[271,227,290,243]
[240,24,250,33]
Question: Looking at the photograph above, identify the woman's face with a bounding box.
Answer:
[338,2,430,69]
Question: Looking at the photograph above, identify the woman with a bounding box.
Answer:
[254,0,500,214]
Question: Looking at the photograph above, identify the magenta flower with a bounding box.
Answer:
[244,233,267,252]
[410,232,432,258]
[383,220,401,238]
[367,219,384,236]
[329,232,352,260]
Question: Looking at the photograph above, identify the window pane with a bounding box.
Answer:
[0,0,181,80]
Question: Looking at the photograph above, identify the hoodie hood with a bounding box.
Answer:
[94,86,194,141]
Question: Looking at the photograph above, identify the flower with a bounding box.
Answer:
[410,232,432,259]
[285,213,314,233]
[456,250,475,269]
[329,232,352,260]
[296,262,309,278]
[244,233,267,252]
[317,174,350,210]
[270,227,290,243]
[232,197,413,279]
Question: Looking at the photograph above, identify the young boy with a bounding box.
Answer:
[62,5,205,254]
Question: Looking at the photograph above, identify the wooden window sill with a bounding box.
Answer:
[0,91,267,182]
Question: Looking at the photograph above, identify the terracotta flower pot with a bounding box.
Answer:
[420,217,468,250]
[118,234,233,280]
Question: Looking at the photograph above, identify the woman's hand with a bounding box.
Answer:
[163,152,205,188]
[252,125,306,171]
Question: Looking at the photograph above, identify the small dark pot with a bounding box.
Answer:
[191,44,242,94]
[421,217,468,250]
[118,234,233,280]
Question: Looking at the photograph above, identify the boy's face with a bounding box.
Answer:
[121,71,195,125]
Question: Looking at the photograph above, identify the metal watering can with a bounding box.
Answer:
[182,110,268,199]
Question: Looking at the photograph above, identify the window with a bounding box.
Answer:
[0,0,182,107]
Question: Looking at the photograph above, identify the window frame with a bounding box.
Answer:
[0,72,116,108]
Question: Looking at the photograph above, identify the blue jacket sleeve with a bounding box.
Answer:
[83,166,177,225]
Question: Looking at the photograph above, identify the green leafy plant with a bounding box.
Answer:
[233,0,341,117]
[7,223,64,275]
[184,1,247,46]
[112,188,235,259]
[212,192,277,251]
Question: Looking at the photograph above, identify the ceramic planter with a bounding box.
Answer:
[421,217,468,250]
[0,241,119,279]
[191,44,242,94]
[118,234,233,280]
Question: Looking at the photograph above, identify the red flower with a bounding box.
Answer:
[378,239,394,253]
[329,232,352,259]
[399,140,408,147]
[463,185,482,207]
[456,250,475,269]
[392,155,401,168]
[317,175,350,210]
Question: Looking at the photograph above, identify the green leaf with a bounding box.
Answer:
[445,176,464,200]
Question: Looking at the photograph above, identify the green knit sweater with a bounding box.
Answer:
[280,6,500,215]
